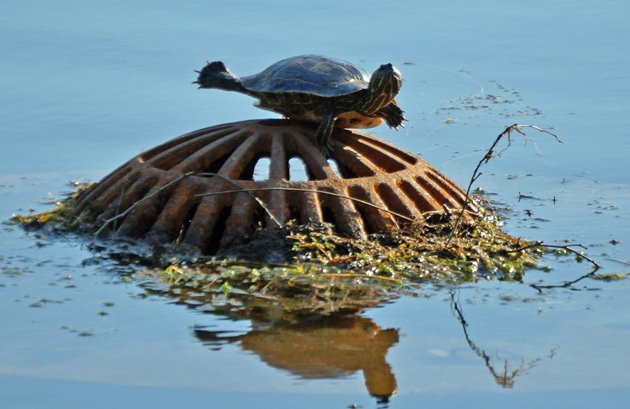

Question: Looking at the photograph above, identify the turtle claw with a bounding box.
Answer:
[378,103,406,129]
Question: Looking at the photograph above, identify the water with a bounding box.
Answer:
[1,0,629,408]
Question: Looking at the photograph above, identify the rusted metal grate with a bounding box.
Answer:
[74,119,472,254]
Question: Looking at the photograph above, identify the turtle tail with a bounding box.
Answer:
[193,61,247,93]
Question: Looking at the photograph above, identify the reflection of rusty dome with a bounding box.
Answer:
[74,119,471,254]
[194,315,399,400]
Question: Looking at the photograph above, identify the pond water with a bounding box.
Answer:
[1,0,629,408]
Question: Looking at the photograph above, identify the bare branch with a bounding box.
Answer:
[94,172,194,237]
[507,242,601,292]
[196,186,417,223]
[446,124,563,246]
[196,172,283,228]
[515,124,563,143]
[508,242,600,268]
[93,171,287,238]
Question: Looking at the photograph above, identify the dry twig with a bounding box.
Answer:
[196,186,416,223]
[94,171,286,238]
[94,172,194,237]
[196,172,283,228]
[507,242,601,292]
[446,124,563,246]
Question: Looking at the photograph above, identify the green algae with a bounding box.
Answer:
[131,213,548,319]
[1,265,34,277]
[591,272,626,281]
[11,185,606,318]
[9,183,92,232]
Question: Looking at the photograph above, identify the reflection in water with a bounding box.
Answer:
[450,291,557,388]
[195,315,399,402]
[124,250,556,397]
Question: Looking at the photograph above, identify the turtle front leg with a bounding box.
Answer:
[315,111,337,157]
[376,103,406,129]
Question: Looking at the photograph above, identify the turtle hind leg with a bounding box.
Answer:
[314,112,337,157]
[377,103,406,129]
[193,61,248,93]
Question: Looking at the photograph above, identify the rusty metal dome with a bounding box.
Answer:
[74,119,471,254]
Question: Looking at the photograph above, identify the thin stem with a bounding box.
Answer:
[196,186,417,223]
[196,172,283,228]
[94,172,194,237]
[446,124,563,246]
[507,242,602,293]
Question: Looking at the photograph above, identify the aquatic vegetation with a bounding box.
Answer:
[1,265,34,277]
[9,123,583,319]
[10,179,614,319]
[9,183,92,233]
[591,272,626,281]
[130,211,548,319]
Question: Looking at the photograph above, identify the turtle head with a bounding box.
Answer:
[361,63,403,114]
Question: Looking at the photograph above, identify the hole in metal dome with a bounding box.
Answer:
[288,157,309,181]
[74,120,472,249]
[149,128,244,171]
[375,183,414,222]
[202,152,232,175]
[175,201,201,244]
[424,170,466,206]
[331,150,375,178]
[355,136,418,165]
[414,175,448,205]
[398,180,435,215]
[347,186,380,234]
[356,142,406,173]
[111,173,161,222]
[326,159,342,178]
[285,143,326,181]
[252,205,267,229]
[252,157,271,181]
[205,206,231,255]
[138,125,236,163]
[321,205,336,225]
[335,132,407,173]
[288,203,302,223]
[238,150,271,180]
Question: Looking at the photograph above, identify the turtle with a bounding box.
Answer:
[193,55,405,155]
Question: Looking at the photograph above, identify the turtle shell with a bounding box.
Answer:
[240,55,370,97]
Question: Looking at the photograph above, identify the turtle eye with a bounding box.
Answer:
[350,118,360,124]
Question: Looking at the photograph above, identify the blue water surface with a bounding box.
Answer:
[1,1,629,408]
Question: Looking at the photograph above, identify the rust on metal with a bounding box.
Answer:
[74,119,473,254]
